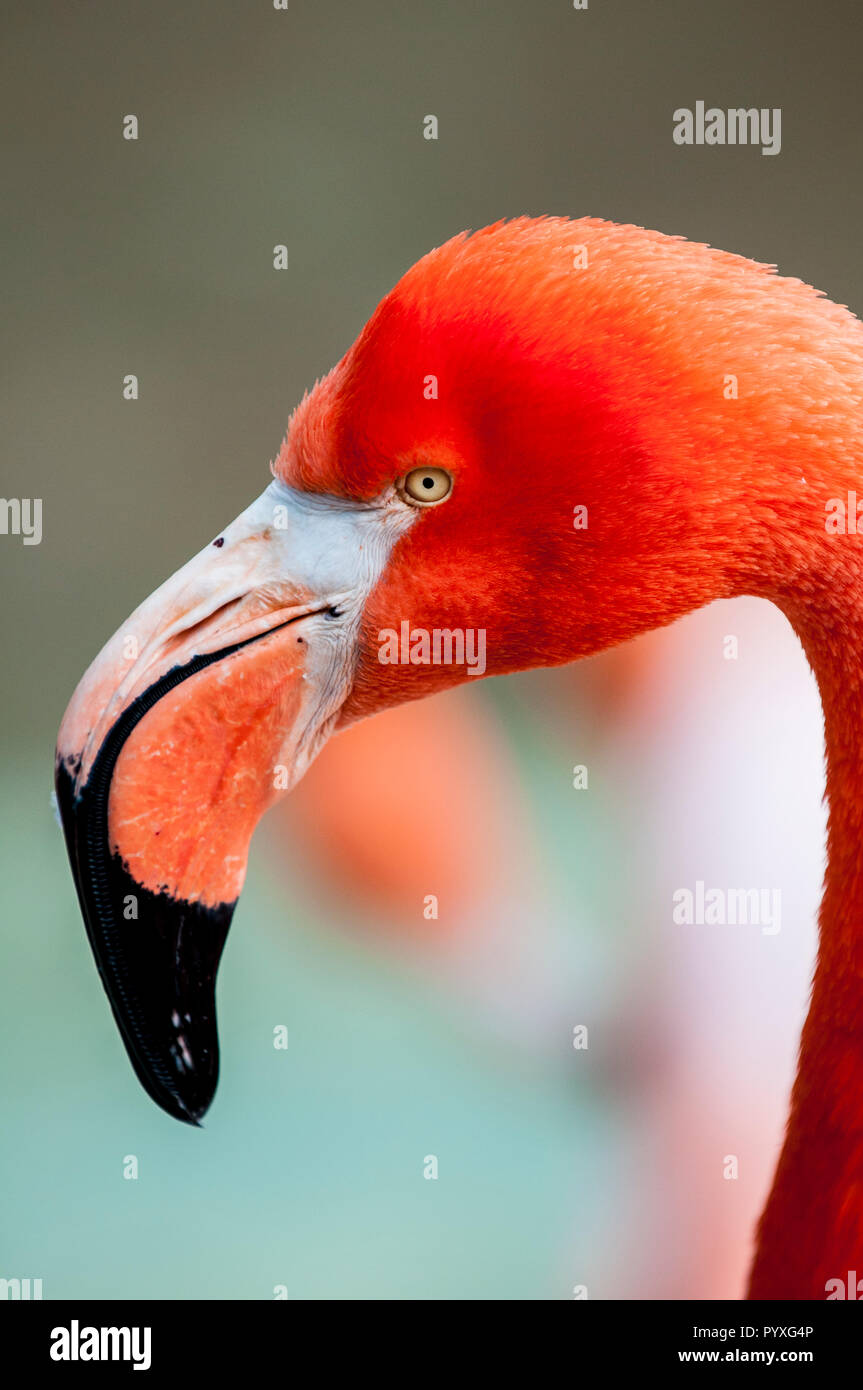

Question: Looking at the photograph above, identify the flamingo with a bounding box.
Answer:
[55,216,863,1300]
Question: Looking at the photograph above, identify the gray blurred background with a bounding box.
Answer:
[1,0,859,1298]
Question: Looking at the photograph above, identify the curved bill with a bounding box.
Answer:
[55,480,405,1123]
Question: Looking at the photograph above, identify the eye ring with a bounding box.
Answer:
[397,466,454,506]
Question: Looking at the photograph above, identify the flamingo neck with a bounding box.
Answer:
[749,577,863,1299]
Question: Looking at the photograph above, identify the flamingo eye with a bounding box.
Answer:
[399,466,453,505]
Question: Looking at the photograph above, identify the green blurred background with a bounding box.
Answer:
[1,0,858,1298]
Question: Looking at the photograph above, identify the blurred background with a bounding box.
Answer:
[1,0,857,1298]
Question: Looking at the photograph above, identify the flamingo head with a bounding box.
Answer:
[56,216,856,1122]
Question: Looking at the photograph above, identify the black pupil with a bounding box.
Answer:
[422,476,434,489]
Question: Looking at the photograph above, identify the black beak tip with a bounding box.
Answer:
[55,757,235,1126]
[119,995,222,1129]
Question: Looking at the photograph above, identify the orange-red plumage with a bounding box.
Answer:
[280,217,863,1296]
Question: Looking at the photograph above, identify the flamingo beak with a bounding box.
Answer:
[55,481,403,1125]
